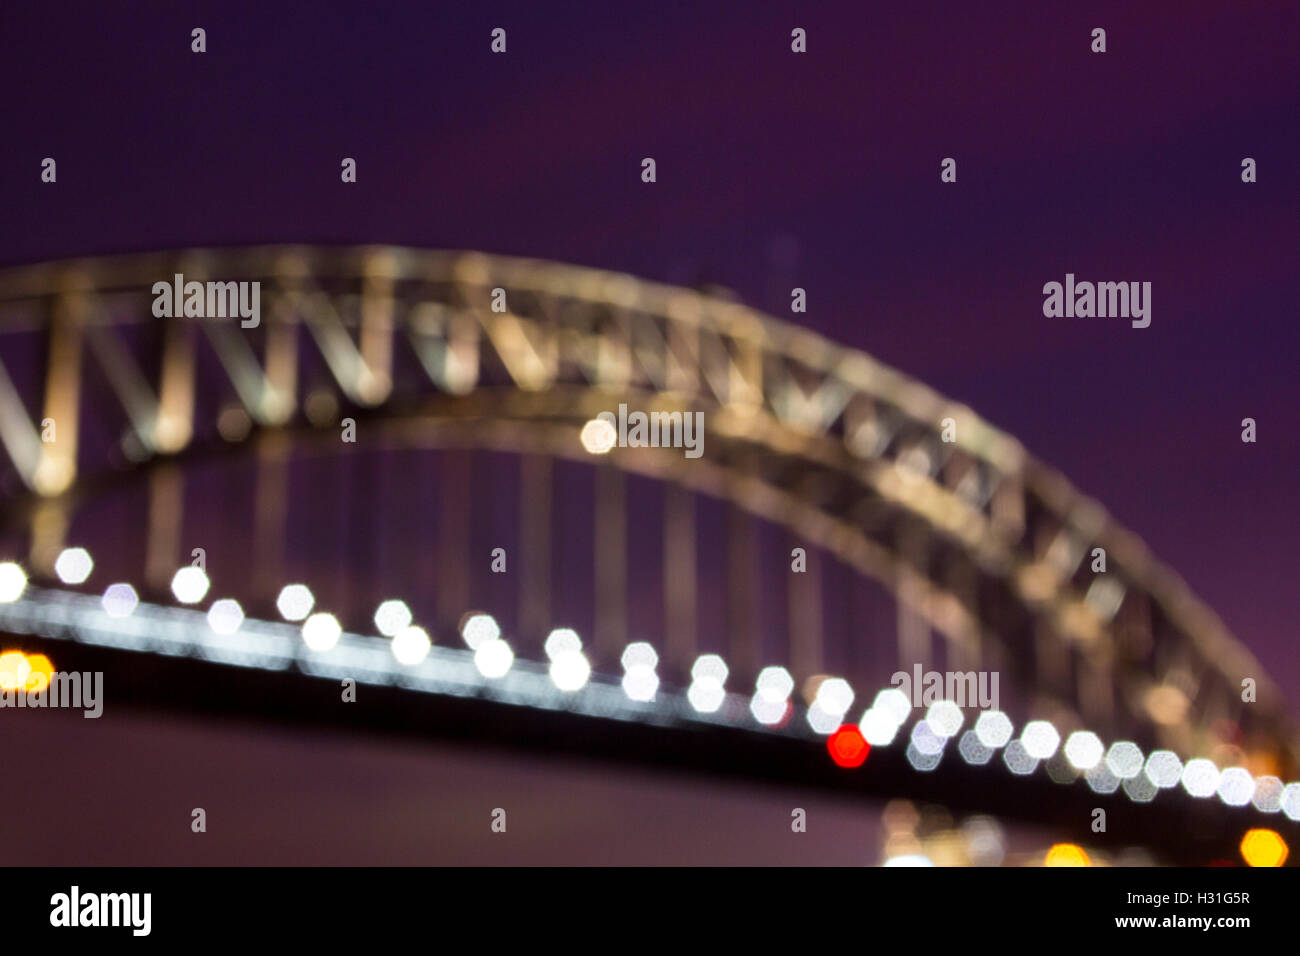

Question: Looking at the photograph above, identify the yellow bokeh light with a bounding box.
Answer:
[1045,843,1091,867]
[25,653,53,694]
[0,650,31,691]
[1240,829,1288,868]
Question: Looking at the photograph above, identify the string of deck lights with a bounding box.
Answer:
[2,550,1298,824]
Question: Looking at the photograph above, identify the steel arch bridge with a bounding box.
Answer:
[0,246,1294,864]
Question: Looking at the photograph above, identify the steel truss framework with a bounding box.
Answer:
[0,246,1291,780]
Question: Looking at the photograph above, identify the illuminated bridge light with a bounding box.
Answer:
[544,628,582,660]
[373,600,413,638]
[550,649,591,692]
[1104,741,1144,779]
[275,584,314,621]
[827,724,869,768]
[974,710,1013,749]
[206,598,244,635]
[924,700,963,738]
[1143,750,1183,789]
[957,729,994,765]
[1020,721,1060,760]
[1283,784,1300,822]
[621,642,660,701]
[0,562,28,603]
[1002,739,1038,776]
[54,547,93,585]
[579,418,617,455]
[814,678,855,718]
[170,566,210,604]
[1122,773,1158,804]
[302,612,342,652]
[910,720,945,757]
[749,693,788,726]
[1180,758,1221,798]
[462,613,501,650]
[102,583,138,618]
[872,688,911,726]
[805,702,842,735]
[688,654,728,715]
[391,625,432,666]
[474,638,514,679]
[859,707,901,746]
[1251,776,1284,813]
[543,627,590,692]
[751,666,794,725]
[1240,828,1288,868]
[1085,762,1121,794]
[1216,767,1256,807]
[904,741,942,772]
[1063,731,1104,771]
[755,666,794,703]
[1044,843,1090,867]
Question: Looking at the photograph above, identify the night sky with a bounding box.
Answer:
[1,1,1297,862]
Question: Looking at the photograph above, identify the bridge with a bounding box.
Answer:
[0,246,1294,865]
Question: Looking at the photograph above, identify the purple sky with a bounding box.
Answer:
[0,1,1296,863]
[3,0,1294,702]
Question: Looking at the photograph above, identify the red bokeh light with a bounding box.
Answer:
[827,724,870,768]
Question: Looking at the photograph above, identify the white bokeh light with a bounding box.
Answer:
[925,700,963,738]
[102,582,138,617]
[207,598,244,635]
[170,566,210,604]
[545,628,583,660]
[276,584,314,621]
[374,600,413,638]
[54,547,93,585]
[550,650,591,692]
[974,710,1014,749]
[474,638,514,678]
[391,625,431,666]
[1181,758,1221,798]
[462,613,501,650]
[302,612,342,652]
[1216,767,1255,807]
[755,666,794,703]
[0,562,27,603]
[1020,720,1061,760]
[1064,731,1104,771]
